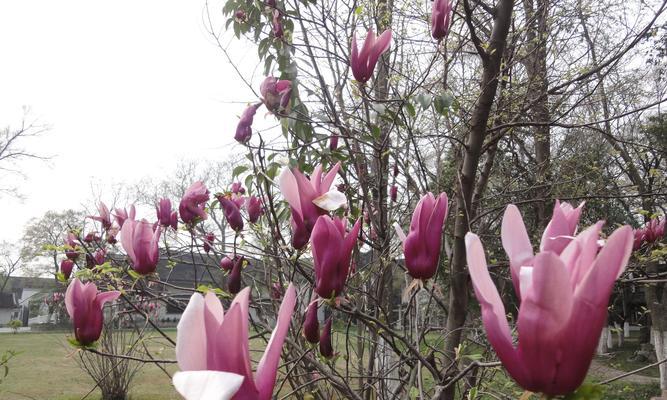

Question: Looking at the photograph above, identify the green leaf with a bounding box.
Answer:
[404,101,416,118]
[232,165,249,178]
[433,93,453,115]
[354,6,363,15]
[416,93,432,110]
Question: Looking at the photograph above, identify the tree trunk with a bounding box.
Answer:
[440,1,515,399]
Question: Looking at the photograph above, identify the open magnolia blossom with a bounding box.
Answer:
[173,284,297,400]
[466,204,633,396]
[279,162,347,249]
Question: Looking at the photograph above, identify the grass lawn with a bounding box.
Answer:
[0,330,180,400]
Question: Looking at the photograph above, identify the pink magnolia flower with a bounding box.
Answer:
[203,232,215,254]
[89,202,112,230]
[431,0,452,40]
[303,301,319,344]
[312,216,361,299]
[505,200,583,296]
[113,205,136,228]
[156,198,179,230]
[121,219,162,275]
[279,162,347,249]
[64,232,80,260]
[219,196,244,232]
[246,196,263,223]
[644,217,665,243]
[172,284,297,400]
[632,227,645,250]
[466,204,633,396]
[260,77,291,114]
[179,182,210,225]
[319,317,334,358]
[235,103,262,143]
[395,192,448,280]
[234,10,246,21]
[350,29,392,83]
[540,200,584,255]
[272,10,283,38]
[65,278,120,345]
[60,259,74,280]
[231,182,245,195]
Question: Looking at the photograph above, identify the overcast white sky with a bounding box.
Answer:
[0,1,266,243]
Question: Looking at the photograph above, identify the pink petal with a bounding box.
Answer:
[465,233,526,383]
[312,190,347,211]
[172,370,244,400]
[500,205,534,299]
[214,302,257,396]
[516,252,573,389]
[320,162,341,192]
[256,283,297,399]
[176,293,209,371]
[278,168,301,213]
[120,219,137,262]
[95,291,120,307]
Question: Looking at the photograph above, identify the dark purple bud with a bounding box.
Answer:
[329,135,339,151]
[272,10,283,38]
[271,282,284,300]
[228,256,243,294]
[303,302,320,344]
[235,103,262,144]
[393,163,399,177]
[390,185,398,202]
[60,259,74,280]
[234,10,246,21]
[220,255,234,271]
[319,317,334,358]
[83,232,100,243]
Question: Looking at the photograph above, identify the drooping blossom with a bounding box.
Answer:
[303,301,319,344]
[121,219,162,275]
[279,162,347,249]
[219,196,244,232]
[260,77,292,114]
[60,259,74,280]
[311,216,361,299]
[350,29,392,83]
[65,278,120,345]
[319,318,334,358]
[466,204,633,396]
[156,198,179,230]
[106,227,118,245]
[431,0,453,40]
[179,182,210,225]
[395,192,448,280]
[235,103,262,143]
[272,10,283,38]
[113,205,136,228]
[246,196,263,223]
[203,232,215,254]
[89,202,112,230]
[172,284,297,400]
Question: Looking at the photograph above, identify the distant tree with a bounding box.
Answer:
[20,209,86,276]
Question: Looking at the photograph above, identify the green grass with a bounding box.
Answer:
[602,335,660,378]
[0,331,180,400]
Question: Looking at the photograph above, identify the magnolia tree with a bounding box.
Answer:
[55,0,667,399]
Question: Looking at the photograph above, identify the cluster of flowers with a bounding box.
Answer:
[632,216,665,250]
